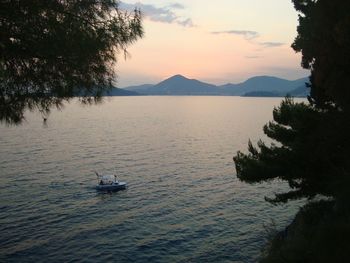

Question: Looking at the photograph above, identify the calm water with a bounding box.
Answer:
[0,97,302,262]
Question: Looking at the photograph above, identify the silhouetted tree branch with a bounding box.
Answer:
[234,0,350,204]
[0,0,143,124]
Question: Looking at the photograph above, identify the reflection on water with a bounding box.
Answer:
[0,97,303,262]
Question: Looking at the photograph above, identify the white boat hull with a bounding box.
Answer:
[96,182,127,191]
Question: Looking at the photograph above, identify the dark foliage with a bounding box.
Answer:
[234,0,350,204]
[234,1,350,260]
[260,200,350,263]
[292,0,350,110]
[234,97,350,203]
[0,0,143,124]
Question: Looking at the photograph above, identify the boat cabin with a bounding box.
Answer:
[98,175,118,185]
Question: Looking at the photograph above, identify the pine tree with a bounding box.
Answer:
[234,0,350,204]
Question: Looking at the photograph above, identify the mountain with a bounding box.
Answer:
[288,84,310,97]
[243,91,281,97]
[123,74,310,97]
[126,74,220,95]
[220,76,309,96]
[104,87,139,96]
[122,84,153,92]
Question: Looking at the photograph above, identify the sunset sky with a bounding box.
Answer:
[117,0,310,87]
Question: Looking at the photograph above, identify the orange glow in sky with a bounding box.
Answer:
[117,0,309,87]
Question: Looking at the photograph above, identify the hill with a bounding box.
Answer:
[122,84,153,92]
[220,76,309,96]
[126,75,220,95]
[104,87,139,96]
[123,75,310,97]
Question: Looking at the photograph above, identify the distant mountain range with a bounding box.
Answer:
[104,87,139,96]
[219,75,309,97]
[120,74,309,97]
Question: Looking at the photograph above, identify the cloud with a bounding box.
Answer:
[178,18,194,27]
[119,2,194,27]
[210,29,286,49]
[211,30,259,40]
[259,42,285,48]
[168,3,185,9]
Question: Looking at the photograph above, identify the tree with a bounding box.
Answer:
[234,0,350,204]
[234,97,350,203]
[0,0,143,124]
[292,0,350,111]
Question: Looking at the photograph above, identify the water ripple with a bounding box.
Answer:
[0,97,304,262]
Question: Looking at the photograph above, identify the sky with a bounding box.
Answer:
[116,0,310,87]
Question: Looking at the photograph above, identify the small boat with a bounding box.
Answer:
[95,172,127,191]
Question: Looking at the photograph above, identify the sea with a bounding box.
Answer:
[0,96,303,262]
